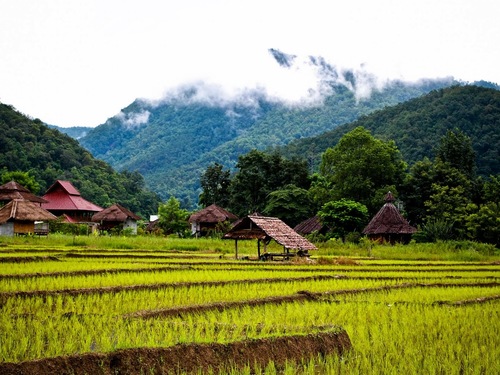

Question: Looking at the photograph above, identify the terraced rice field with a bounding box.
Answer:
[1,247,499,374]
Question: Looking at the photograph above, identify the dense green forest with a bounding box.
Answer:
[0,103,161,217]
[80,76,455,207]
[198,128,500,246]
[281,85,500,176]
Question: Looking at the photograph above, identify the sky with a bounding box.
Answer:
[1,0,499,127]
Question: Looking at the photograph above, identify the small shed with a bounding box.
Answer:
[223,215,317,260]
[0,181,47,206]
[363,192,417,244]
[188,204,238,237]
[91,204,141,234]
[0,199,57,236]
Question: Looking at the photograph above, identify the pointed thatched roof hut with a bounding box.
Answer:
[92,204,141,234]
[363,192,416,244]
[0,181,47,206]
[224,215,316,260]
[188,204,238,237]
[0,199,57,236]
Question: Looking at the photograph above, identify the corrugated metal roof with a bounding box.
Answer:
[224,215,317,251]
[0,199,57,223]
[42,181,102,212]
[92,204,141,222]
[46,180,81,195]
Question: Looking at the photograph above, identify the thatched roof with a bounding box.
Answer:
[224,215,317,251]
[363,192,417,235]
[92,204,141,223]
[0,199,57,223]
[294,216,325,235]
[0,181,47,204]
[188,204,238,224]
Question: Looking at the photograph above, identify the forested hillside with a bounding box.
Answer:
[282,85,500,177]
[0,103,161,217]
[80,75,453,207]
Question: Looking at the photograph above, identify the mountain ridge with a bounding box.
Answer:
[80,69,455,207]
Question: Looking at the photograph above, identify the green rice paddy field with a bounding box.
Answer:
[0,235,499,374]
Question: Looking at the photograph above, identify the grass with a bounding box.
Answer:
[0,235,499,373]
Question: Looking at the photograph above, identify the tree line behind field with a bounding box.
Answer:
[192,127,499,247]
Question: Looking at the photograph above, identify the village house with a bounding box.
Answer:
[363,192,417,244]
[0,199,57,236]
[188,204,238,237]
[92,204,141,235]
[41,180,102,223]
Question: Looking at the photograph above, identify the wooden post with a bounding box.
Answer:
[257,239,261,259]
[235,239,238,260]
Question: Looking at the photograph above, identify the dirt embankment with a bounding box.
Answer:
[0,330,351,375]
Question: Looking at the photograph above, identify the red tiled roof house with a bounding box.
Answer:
[41,180,102,223]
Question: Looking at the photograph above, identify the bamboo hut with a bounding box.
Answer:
[363,192,416,244]
[224,215,316,260]
[0,199,57,236]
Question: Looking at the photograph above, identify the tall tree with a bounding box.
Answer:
[317,199,369,242]
[263,185,315,227]
[319,127,407,213]
[436,128,476,179]
[199,163,231,208]
[157,196,189,236]
[229,150,310,216]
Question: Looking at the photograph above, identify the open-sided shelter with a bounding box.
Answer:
[42,180,102,223]
[363,192,417,244]
[0,199,57,236]
[92,204,141,234]
[188,204,238,237]
[223,215,316,260]
[0,181,47,206]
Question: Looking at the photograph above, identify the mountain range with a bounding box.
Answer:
[78,49,462,207]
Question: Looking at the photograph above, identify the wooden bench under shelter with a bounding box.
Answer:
[223,215,317,260]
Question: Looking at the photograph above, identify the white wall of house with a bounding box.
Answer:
[123,218,138,235]
[191,221,200,235]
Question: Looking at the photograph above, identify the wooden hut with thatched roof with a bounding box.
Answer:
[363,192,417,244]
[223,214,317,260]
[0,181,47,207]
[0,199,57,236]
[188,204,238,237]
[92,204,141,234]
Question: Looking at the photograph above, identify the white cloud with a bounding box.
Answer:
[0,0,499,127]
[116,110,151,129]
